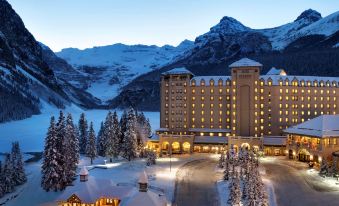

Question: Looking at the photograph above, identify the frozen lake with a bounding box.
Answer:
[0,104,159,153]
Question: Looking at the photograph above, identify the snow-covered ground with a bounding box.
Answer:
[0,154,211,206]
[0,103,159,153]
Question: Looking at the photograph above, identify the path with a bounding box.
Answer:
[262,158,339,206]
[173,158,219,206]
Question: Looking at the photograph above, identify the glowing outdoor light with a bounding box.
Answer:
[319,156,322,162]
[310,155,313,160]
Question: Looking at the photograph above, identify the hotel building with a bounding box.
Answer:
[149,58,339,155]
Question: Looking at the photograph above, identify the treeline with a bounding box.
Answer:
[0,142,27,198]
[41,108,153,192]
[0,79,40,123]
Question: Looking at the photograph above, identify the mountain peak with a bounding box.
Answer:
[210,16,250,34]
[295,9,322,22]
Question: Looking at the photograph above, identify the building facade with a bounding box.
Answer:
[151,58,339,154]
[285,115,339,166]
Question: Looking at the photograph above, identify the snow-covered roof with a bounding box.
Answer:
[189,128,231,133]
[57,178,134,203]
[80,166,89,176]
[284,115,339,138]
[138,171,148,184]
[229,58,263,68]
[263,136,287,146]
[266,67,287,76]
[191,76,231,86]
[194,136,228,144]
[123,190,167,206]
[161,67,193,75]
[259,75,339,86]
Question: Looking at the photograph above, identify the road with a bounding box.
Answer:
[173,158,219,206]
[262,158,339,206]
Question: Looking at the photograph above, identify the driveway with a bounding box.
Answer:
[173,158,219,206]
[262,158,339,206]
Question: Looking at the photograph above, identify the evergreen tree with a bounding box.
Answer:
[3,154,14,193]
[121,108,138,161]
[11,142,26,185]
[55,111,67,189]
[112,111,121,159]
[104,111,115,162]
[41,116,59,191]
[86,122,97,165]
[146,150,157,166]
[218,152,225,168]
[119,110,128,144]
[64,113,79,183]
[228,172,241,206]
[96,121,105,157]
[78,113,88,154]
[319,160,328,176]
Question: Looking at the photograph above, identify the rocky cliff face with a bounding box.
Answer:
[0,0,100,122]
[111,9,339,111]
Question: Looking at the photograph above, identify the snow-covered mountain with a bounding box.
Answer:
[260,9,339,50]
[0,0,100,122]
[112,9,339,111]
[56,40,193,102]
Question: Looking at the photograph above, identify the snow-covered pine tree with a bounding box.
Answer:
[96,121,105,157]
[146,149,157,166]
[218,152,225,168]
[55,111,68,190]
[86,122,97,165]
[78,113,88,154]
[3,154,14,193]
[11,142,26,185]
[121,108,138,161]
[112,111,121,159]
[332,158,338,177]
[228,171,241,206]
[64,113,79,183]
[223,160,230,181]
[103,111,114,162]
[42,116,60,191]
[119,110,128,144]
[319,160,328,176]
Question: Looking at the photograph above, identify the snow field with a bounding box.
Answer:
[0,103,159,153]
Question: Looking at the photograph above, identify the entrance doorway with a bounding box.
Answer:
[182,142,191,153]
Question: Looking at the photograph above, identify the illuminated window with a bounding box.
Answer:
[210,89,214,94]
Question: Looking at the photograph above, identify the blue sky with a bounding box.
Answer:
[7,0,339,52]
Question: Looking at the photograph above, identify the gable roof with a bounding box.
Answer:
[161,67,193,75]
[229,58,262,68]
[283,115,339,138]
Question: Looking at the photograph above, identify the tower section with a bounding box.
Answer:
[229,58,262,137]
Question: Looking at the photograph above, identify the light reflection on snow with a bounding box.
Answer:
[155,169,177,180]
[95,162,122,169]
[156,157,179,162]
